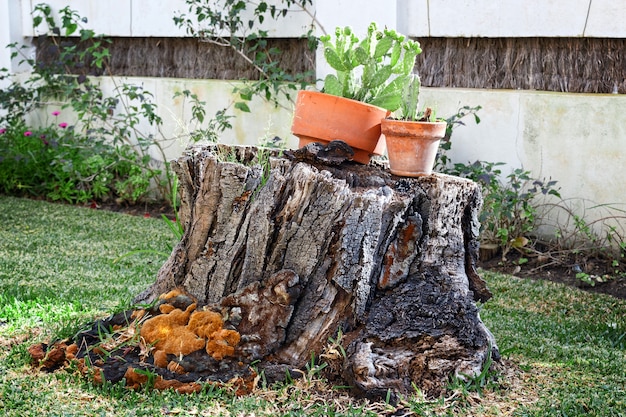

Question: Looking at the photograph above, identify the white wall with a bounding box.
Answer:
[0,0,11,87]
[418,88,626,216]
[0,0,32,77]
[20,0,316,38]
[108,77,297,160]
[19,0,626,39]
[398,0,626,37]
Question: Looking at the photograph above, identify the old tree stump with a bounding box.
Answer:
[134,143,499,399]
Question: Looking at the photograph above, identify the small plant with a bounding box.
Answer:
[533,200,626,277]
[437,105,482,167]
[0,4,178,204]
[448,161,561,259]
[320,22,422,112]
[395,73,442,122]
[303,351,328,383]
[397,73,422,121]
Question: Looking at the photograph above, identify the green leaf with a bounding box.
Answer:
[353,46,369,65]
[390,42,402,67]
[324,47,347,71]
[368,94,401,112]
[401,50,417,75]
[65,23,78,36]
[367,65,393,90]
[239,90,253,101]
[368,76,407,111]
[234,102,251,112]
[323,74,343,96]
[373,36,393,59]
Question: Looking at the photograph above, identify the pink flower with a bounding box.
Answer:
[0,128,6,134]
[24,131,33,136]
[59,122,68,128]
[52,111,61,116]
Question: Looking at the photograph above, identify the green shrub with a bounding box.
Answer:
[0,4,170,205]
[446,161,561,259]
[0,110,159,204]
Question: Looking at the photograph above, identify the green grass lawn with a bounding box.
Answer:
[0,195,624,416]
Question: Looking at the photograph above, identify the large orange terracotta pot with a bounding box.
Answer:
[291,90,389,164]
[381,119,447,177]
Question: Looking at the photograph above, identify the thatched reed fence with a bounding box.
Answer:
[36,36,625,94]
[417,37,626,94]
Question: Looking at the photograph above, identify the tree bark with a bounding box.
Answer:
[135,144,498,399]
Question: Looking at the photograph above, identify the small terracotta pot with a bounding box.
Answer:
[381,119,447,177]
[291,90,389,164]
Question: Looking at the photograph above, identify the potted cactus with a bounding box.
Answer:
[291,23,422,164]
[381,74,447,176]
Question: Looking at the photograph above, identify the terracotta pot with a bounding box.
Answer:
[381,119,447,177]
[291,90,389,164]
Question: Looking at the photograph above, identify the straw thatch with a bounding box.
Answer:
[416,37,626,94]
[35,36,625,93]
[35,37,315,81]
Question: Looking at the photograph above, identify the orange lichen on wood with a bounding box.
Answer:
[230,372,258,396]
[153,350,168,368]
[140,292,241,360]
[131,309,146,320]
[159,288,191,300]
[28,342,69,370]
[188,310,224,339]
[167,361,186,374]
[65,343,78,360]
[124,367,148,390]
[26,288,251,397]
[76,358,103,385]
[154,378,202,393]
[27,343,45,364]
[139,303,206,356]
[158,304,176,314]
[206,329,241,360]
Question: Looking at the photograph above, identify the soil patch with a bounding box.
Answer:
[479,250,626,300]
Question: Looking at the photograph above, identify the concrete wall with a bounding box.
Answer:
[418,88,626,214]
[95,77,297,161]
[20,0,316,38]
[397,0,626,37]
[16,0,626,40]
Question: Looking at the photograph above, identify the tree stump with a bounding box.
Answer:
[135,143,499,399]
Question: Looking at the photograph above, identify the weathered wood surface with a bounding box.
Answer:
[135,144,499,399]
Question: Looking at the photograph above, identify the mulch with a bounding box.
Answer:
[480,250,626,300]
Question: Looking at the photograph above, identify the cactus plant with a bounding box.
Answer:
[399,73,422,121]
[319,23,422,112]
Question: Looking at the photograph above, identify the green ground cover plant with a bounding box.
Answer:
[0,196,624,416]
[0,4,188,205]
